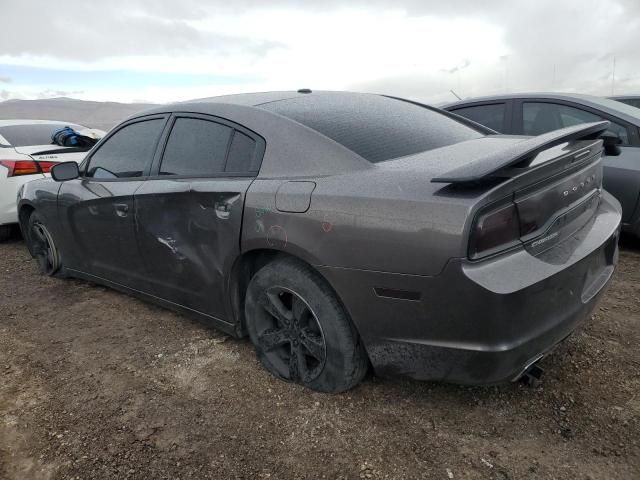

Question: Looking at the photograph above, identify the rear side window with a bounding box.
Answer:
[159,117,259,176]
[523,102,630,144]
[87,119,164,178]
[0,123,81,147]
[261,94,483,163]
[226,131,259,172]
[160,118,232,176]
[450,104,506,132]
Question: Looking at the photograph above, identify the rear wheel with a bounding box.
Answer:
[27,212,62,276]
[245,257,368,392]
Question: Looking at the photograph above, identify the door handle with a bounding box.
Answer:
[114,203,129,217]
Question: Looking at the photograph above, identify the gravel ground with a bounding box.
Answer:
[1,233,639,480]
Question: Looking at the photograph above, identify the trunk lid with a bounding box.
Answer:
[429,122,610,259]
[14,145,90,164]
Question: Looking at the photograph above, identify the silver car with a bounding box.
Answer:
[444,93,640,237]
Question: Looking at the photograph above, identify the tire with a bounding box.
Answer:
[26,212,62,276]
[0,225,11,242]
[245,256,369,392]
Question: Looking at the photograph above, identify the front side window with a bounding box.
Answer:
[450,104,506,132]
[159,117,259,176]
[523,102,630,144]
[86,119,164,178]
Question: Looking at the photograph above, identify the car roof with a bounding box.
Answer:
[185,90,309,106]
[141,90,387,114]
[443,92,640,125]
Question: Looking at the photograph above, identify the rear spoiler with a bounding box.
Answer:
[431,121,609,184]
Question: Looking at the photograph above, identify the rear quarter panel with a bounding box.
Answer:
[242,167,475,277]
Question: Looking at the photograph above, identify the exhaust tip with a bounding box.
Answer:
[518,362,544,388]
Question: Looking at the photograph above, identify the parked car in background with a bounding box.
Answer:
[444,93,640,237]
[18,91,621,392]
[610,95,640,109]
[0,120,103,241]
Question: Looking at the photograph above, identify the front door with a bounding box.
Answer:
[57,116,167,289]
[134,114,263,321]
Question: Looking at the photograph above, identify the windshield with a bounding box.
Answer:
[585,96,640,120]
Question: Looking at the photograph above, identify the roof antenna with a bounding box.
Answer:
[449,89,462,100]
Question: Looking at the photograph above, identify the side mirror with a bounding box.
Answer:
[51,161,80,182]
[601,131,622,156]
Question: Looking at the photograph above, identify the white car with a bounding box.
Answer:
[0,119,103,240]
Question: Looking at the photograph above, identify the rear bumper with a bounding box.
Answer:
[318,191,621,385]
[0,175,43,226]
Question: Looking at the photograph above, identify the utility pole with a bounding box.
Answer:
[611,56,616,96]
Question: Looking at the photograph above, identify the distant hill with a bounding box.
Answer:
[0,97,156,132]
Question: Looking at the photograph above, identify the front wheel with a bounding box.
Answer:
[26,212,62,276]
[245,257,369,392]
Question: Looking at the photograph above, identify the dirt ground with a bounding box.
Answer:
[0,233,639,480]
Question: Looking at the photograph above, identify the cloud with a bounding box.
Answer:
[0,1,281,61]
[443,60,471,75]
[36,89,85,99]
[0,76,10,83]
[0,0,638,103]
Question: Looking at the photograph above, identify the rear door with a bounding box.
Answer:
[134,113,265,322]
[514,100,640,223]
[57,115,168,289]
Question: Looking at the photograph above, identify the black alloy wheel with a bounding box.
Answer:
[254,286,327,383]
[245,257,369,392]
[28,214,61,275]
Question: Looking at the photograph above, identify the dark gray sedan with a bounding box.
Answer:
[444,93,640,237]
[18,91,621,392]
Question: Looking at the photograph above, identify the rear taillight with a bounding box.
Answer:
[469,203,521,259]
[0,160,56,177]
[37,161,57,174]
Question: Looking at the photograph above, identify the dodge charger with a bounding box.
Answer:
[17,91,622,392]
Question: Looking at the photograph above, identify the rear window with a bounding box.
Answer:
[0,123,80,147]
[260,94,483,163]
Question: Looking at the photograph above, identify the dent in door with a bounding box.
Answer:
[134,179,250,320]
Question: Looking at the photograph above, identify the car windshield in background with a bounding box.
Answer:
[0,123,80,147]
[261,94,484,163]
[587,96,640,119]
[620,99,640,108]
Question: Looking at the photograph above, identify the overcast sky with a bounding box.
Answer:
[0,0,638,104]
